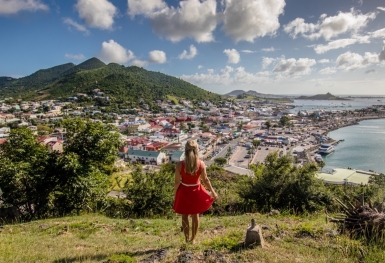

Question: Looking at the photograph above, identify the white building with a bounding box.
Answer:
[125,150,167,165]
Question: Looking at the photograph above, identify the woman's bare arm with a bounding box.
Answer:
[174,162,182,196]
[200,162,218,200]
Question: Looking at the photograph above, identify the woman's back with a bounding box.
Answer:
[180,160,201,185]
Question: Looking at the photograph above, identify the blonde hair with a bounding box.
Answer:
[184,139,199,174]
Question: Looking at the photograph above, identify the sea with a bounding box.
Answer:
[288,98,385,174]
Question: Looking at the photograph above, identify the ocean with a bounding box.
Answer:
[288,98,385,114]
[286,98,385,173]
[323,118,385,174]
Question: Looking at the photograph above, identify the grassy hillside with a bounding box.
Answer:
[1,213,383,263]
[0,58,221,107]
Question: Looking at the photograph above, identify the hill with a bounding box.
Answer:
[2,213,382,262]
[225,90,247,96]
[225,89,286,99]
[0,58,221,108]
[297,92,349,100]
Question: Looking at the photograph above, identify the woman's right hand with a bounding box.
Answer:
[211,192,218,201]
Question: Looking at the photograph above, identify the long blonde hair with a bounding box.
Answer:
[184,139,199,174]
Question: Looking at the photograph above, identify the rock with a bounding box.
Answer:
[39,224,50,230]
[141,248,168,262]
[176,251,195,263]
[269,209,280,216]
[144,220,151,224]
[121,228,129,233]
[204,250,228,263]
[245,219,265,248]
[262,225,269,230]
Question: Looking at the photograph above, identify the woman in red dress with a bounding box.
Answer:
[173,139,218,243]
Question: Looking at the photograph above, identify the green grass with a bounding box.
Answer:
[1,213,385,262]
[109,172,132,191]
[166,95,179,105]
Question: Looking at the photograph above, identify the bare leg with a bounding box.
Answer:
[181,214,189,242]
[190,214,200,243]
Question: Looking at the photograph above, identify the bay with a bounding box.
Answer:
[288,98,385,114]
[323,118,385,174]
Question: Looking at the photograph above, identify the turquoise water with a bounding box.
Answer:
[323,119,385,174]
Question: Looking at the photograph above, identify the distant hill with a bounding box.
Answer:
[0,58,221,109]
[297,92,349,100]
[225,90,247,96]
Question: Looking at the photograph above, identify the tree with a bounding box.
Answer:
[252,139,261,148]
[214,157,227,166]
[238,152,332,213]
[265,120,271,131]
[124,166,174,217]
[179,121,186,131]
[0,128,56,219]
[279,115,290,127]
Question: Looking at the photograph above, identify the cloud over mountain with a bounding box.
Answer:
[98,40,135,64]
[273,58,316,75]
[179,45,198,60]
[148,50,167,64]
[75,0,117,30]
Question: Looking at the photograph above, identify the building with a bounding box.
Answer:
[316,168,376,185]
[125,150,168,165]
[170,151,185,163]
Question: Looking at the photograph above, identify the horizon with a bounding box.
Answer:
[0,0,384,95]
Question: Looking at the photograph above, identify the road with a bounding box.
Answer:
[204,137,242,166]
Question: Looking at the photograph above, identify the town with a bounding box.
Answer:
[1,90,385,181]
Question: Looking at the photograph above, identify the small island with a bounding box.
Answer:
[297,92,350,100]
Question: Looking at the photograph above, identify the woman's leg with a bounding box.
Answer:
[190,214,200,243]
[181,214,190,242]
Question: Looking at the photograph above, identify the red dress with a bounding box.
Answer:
[173,160,214,215]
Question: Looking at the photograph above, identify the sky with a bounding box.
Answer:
[1,0,385,95]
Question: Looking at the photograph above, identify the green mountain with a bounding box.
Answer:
[0,58,221,109]
[297,92,349,100]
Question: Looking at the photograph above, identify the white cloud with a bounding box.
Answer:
[207,69,214,74]
[75,0,117,30]
[222,0,285,42]
[377,7,385,11]
[314,38,358,54]
[181,65,270,87]
[370,28,385,39]
[336,51,379,71]
[319,67,337,74]
[198,65,203,69]
[284,9,376,40]
[131,59,148,67]
[283,18,317,39]
[65,54,86,61]
[273,58,317,75]
[0,0,49,15]
[149,0,217,42]
[98,40,135,64]
[127,0,167,18]
[148,50,167,64]
[241,50,256,53]
[223,49,240,64]
[262,57,277,69]
[178,45,198,59]
[318,59,330,64]
[63,18,90,35]
[261,47,276,52]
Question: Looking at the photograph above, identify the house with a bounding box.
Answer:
[118,146,129,158]
[46,140,63,153]
[170,151,185,163]
[125,150,168,165]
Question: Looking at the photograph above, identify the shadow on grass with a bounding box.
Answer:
[52,247,171,263]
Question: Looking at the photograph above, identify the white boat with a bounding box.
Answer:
[314,153,323,163]
[317,143,335,154]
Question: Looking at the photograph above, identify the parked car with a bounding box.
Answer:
[244,154,251,158]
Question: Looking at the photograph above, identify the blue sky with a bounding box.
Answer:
[1,0,385,95]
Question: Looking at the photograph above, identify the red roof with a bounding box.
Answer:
[0,139,6,145]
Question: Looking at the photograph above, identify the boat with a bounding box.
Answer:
[317,143,335,154]
[314,153,323,163]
